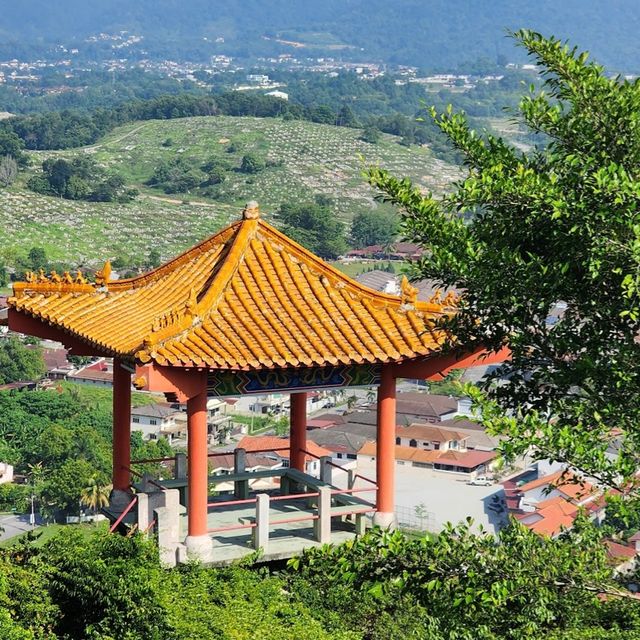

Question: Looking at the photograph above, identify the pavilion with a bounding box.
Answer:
[7,202,505,561]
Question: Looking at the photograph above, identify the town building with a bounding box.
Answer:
[266,89,288,100]
[67,359,113,386]
[131,403,183,441]
[236,435,332,477]
[357,441,496,478]
[502,467,606,538]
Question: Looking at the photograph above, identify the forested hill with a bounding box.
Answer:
[3,0,640,72]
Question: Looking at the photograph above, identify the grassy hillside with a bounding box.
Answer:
[4,115,459,264]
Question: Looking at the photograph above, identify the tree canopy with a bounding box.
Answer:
[0,338,45,385]
[275,198,347,259]
[350,209,398,248]
[1,520,640,639]
[368,30,640,494]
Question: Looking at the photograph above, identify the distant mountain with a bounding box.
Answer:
[2,1,640,72]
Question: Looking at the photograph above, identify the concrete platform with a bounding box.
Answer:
[182,492,365,566]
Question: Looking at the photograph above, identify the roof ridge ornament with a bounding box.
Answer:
[95,260,112,286]
[242,201,260,220]
[401,276,418,305]
[12,269,94,298]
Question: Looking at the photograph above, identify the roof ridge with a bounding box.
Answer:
[107,222,241,291]
[257,219,447,314]
[137,217,260,362]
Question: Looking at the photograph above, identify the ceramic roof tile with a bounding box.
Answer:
[8,204,454,370]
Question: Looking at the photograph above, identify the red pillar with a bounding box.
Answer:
[290,392,307,472]
[112,358,132,492]
[374,365,396,528]
[187,382,209,539]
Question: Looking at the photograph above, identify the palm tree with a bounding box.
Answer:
[80,477,112,513]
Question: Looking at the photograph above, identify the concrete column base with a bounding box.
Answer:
[373,511,396,529]
[109,488,134,510]
[185,534,213,562]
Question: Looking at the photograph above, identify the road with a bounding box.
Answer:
[82,122,150,151]
[0,513,39,542]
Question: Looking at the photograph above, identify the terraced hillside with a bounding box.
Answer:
[2,115,459,264]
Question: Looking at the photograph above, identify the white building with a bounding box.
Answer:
[0,462,14,484]
[266,89,288,101]
[131,404,184,441]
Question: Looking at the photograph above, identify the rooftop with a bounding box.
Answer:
[237,435,332,462]
[131,403,182,419]
[9,203,455,370]
[397,423,467,443]
[358,441,496,469]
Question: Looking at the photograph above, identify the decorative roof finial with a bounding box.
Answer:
[95,260,112,286]
[242,201,260,220]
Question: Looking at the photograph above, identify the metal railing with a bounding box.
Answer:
[108,496,138,533]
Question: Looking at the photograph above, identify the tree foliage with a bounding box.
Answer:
[0,338,45,385]
[368,31,640,492]
[0,156,18,187]
[275,198,347,259]
[350,209,398,248]
[239,153,265,174]
[288,520,639,640]
[1,520,638,639]
[0,386,171,518]
[28,156,135,202]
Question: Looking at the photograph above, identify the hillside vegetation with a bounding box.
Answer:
[2,115,457,264]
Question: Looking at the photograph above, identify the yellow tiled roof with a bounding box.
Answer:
[9,203,453,370]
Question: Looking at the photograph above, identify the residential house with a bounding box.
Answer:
[396,424,468,452]
[605,540,638,576]
[131,403,184,441]
[209,452,284,492]
[503,467,606,538]
[172,397,233,445]
[345,242,423,260]
[357,441,496,478]
[236,435,332,477]
[41,347,75,380]
[362,392,462,424]
[68,359,113,386]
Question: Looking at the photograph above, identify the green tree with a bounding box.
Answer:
[276,200,347,259]
[64,174,90,200]
[146,248,161,269]
[288,519,633,640]
[350,209,398,248]
[368,31,640,495]
[0,156,18,187]
[205,165,226,185]
[0,337,45,384]
[41,458,97,516]
[360,125,381,144]
[79,477,112,513]
[27,247,47,272]
[336,105,358,128]
[240,153,265,174]
[0,130,26,166]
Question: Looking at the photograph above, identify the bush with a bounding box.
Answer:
[239,153,265,174]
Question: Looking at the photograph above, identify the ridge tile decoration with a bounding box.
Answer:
[8,203,455,370]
